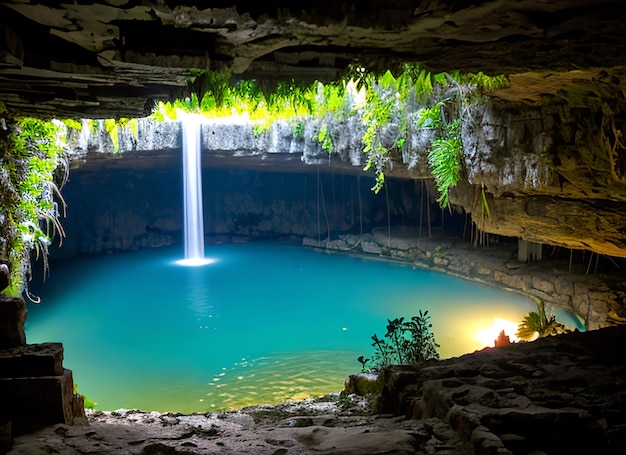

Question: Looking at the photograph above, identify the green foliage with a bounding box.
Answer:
[63,118,138,154]
[417,102,445,130]
[516,301,571,341]
[119,118,139,138]
[427,118,463,208]
[290,119,305,139]
[145,65,508,199]
[316,124,334,152]
[415,71,509,208]
[62,119,82,130]
[462,72,510,92]
[73,383,97,409]
[361,64,436,193]
[0,115,67,297]
[360,311,440,372]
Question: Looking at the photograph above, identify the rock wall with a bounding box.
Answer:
[53,166,444,258]
[453,70,626,257]
[64,68,626,259]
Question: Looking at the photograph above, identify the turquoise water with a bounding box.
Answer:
[25,242,581,413]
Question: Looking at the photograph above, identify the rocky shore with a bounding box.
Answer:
[6,325,626,455]
[6,396,467,455]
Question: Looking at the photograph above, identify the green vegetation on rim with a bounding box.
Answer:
[148,64,508,201]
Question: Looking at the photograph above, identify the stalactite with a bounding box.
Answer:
[569,248,573,274]
[586,252,595,275]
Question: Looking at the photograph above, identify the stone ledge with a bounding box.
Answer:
[0,343,65,378]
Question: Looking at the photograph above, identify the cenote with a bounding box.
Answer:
[25,241,582,414]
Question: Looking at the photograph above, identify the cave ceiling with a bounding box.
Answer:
[1,0,625,118]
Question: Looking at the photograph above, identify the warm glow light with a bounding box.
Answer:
[475,318,521,347]
[174,258,219,267]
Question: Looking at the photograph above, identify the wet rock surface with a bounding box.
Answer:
[0,295,26,349]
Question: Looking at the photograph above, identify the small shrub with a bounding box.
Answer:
[359,310,440,372]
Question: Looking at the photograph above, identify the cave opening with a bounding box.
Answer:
[18,108,585,413]
[2,61,625,444]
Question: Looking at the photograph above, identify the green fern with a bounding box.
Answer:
[427,119,463,208]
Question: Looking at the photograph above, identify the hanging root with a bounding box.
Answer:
[24,285,41,304]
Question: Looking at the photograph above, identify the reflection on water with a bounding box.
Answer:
[25,242,583,413]
[199,351,355,410]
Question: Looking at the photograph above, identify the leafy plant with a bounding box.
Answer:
[360,310,440,372]
[516,300,571,341]
[316,124,334,152]
[104,119,119,153]
[426,118,463,208]
[0,112,67,298]
[417,71,508,208]
[62,118,82,130]
[361,65,434,193]
[290,119,305,139]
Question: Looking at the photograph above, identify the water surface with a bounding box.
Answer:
[26,242,580,413]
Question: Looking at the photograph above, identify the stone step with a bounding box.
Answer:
[0,368,75,435]
[0,343,64,378]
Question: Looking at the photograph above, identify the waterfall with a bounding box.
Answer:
[180,114,206,265]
